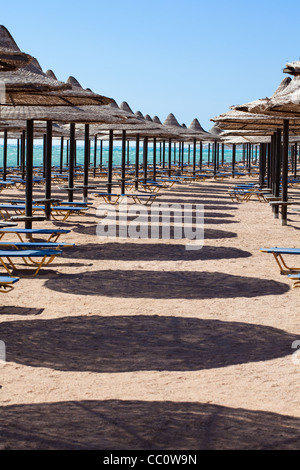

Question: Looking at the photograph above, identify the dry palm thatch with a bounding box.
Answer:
[163,113,182,128]
[0,27,115,107]
[1,68,114,107]
[54,100,172,139]
[161,113,215,142]
[45,69,58,80]
[211,108,300,132]
[119,101,134,114]
[0,120,65,138]
[189,118,207,133]
[0,102,146,124]
[0,25,33,71]
[134,111,144,119]
[283,62,300,76]
[152,116,162,124]
[233,67,300,118]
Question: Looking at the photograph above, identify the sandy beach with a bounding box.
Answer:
[0,173,300,450]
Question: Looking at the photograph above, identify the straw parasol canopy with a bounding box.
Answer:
[119,101,134,114]
[189,118,207,133]
[232,66,300,118]
[211,108,300,133]
[0,119,65,137]
[0,25,34,71]
[134,111,144,119]
[161,112,215,141]
[0,65,115,107]
[55,101,177,140]
[163,112,182,128]
[0,53,73,107]
[0,27,115,108]
[152,116,162,124]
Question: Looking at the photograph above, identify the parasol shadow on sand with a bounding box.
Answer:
[43,268,289,300]
[0,315,296,372]
[60,242,249,261]
[0,399,299,450]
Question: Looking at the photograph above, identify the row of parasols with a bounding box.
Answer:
[0,25,222,227]
[1,24,299,226]
[211,61,300,226]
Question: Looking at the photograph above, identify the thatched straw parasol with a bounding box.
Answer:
[152,116,162,124]
[0,25,33,71]
[214,69,300,225]
[232,69,300,118]
[134,111,144,119]
[0,27,147,221]
[119,101,134,114]
[162,113,214,141]
[163,113,182,128]
[211,109,300,132]
[189,118,207,133]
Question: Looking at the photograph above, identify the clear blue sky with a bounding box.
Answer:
[2,0,300,131]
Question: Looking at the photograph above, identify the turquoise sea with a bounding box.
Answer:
[0,142,253,169]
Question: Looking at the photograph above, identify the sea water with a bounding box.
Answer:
[0,141,253,169]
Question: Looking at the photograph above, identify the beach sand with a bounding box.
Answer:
[0,174,299,450]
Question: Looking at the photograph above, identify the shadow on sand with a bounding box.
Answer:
[0,399,299,450]
[0,307,44,316]
[62,243,251,262]
[1,315,296,372]
[44,269,289,299]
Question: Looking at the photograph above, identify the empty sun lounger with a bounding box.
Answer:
[0,275,19,293]
[93,193,158,205]
[93,193,121,204]
[137,180,164,193]
[0,249,63,276]
[128,193,158,205]
[0,242,74,250]
[229,188,267,202]
[260,247,300,274]
[155,178,179,188]
[0,228,70,242]
[2,199,93,208]
[287,273,300,288]
[0,204,89,221]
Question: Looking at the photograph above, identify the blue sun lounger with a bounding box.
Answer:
[136,180,164,192]
[0,249,63,276]
[260,247,300,274]
[0,242,74,249]
[0,275,19,293]
[2,199,93,208]
[287,272,300,288]
[93,193,120,204]
[0,228,70,242]
[0,204,89,221]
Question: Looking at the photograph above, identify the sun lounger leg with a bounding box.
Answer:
[0,258,12,275]
[273,253,300,274]
[0,284,14,293]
